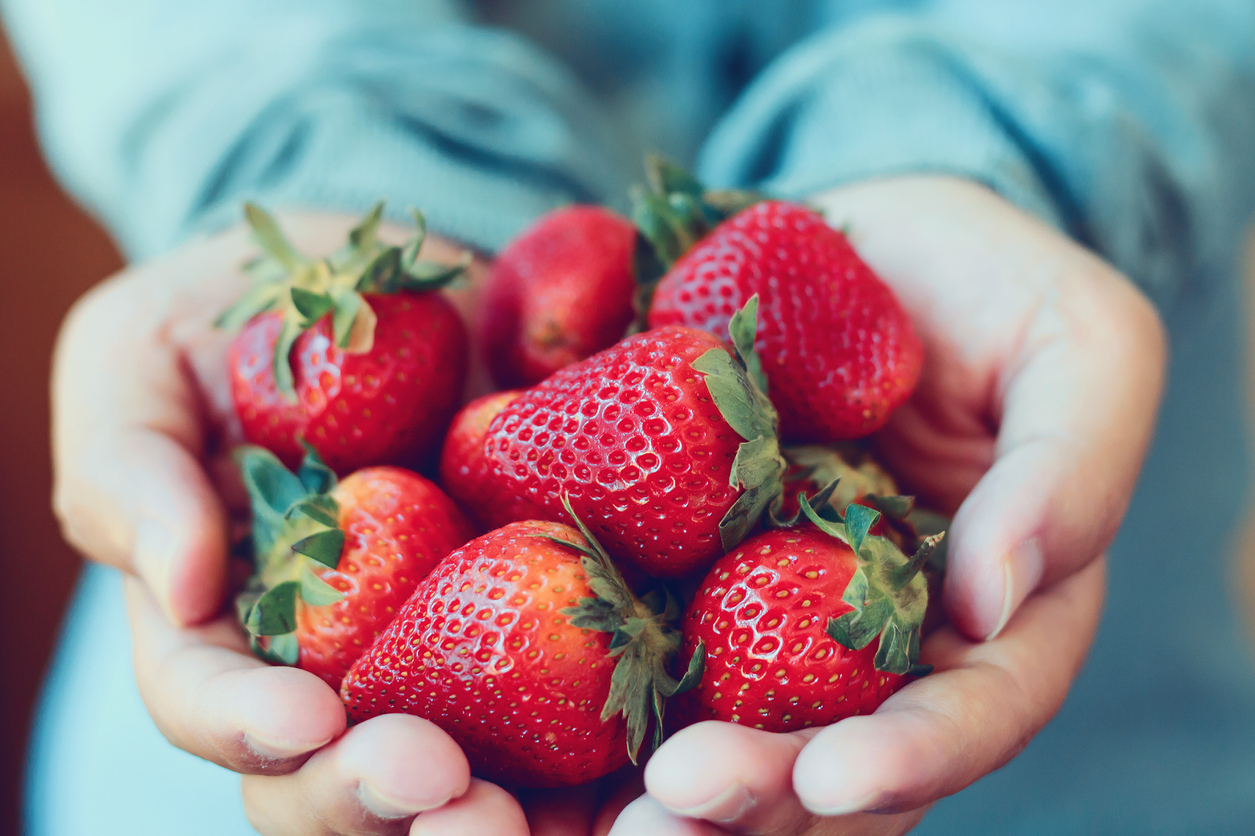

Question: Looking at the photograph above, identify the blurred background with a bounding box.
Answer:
[1,16,1255,836]
[0,30,121,836]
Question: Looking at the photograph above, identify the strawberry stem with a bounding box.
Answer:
[216,202,470,400]
[546,495,704,763]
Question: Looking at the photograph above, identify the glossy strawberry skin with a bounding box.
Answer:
[295,467,473,688]
[675,526,905,733]
[455,326,744,579]
[340,521,629,788]
[648,201,923,442]
[439,389,523,519]
[229,292,468,474]
[481,206,638,388]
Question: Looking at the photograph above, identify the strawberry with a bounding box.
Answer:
[639,186,923,442]
[219,203,470,474]
[445,298,787,580]
[340,501,701,788]
[778,443,900,523]
[235,445,474,688]
[481,205,639,387]
[439,389,523,516]
[675,493,945,733]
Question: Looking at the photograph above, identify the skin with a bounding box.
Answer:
[51,175,1164,835]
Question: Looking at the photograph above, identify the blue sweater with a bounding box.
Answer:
[8,1,1255,833]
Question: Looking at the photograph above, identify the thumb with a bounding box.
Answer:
[945,263,1164,639]
[52,276,230,625]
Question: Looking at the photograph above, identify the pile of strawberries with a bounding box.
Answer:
[221,159,946,789]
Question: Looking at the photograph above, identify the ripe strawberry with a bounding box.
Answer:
[219,203,470,474]
[340,503,701,788]
[675,495,944,733]
[644,199,923,442]
[446,298,787,580]
[778,443,900,523]
[235,445,473,688]
[439,389,523,515]
[481,205,639,388]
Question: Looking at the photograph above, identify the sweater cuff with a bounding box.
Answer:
[189,98,598,254]
[697,19,1071,235]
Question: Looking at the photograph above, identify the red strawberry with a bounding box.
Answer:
[340,504,701,788]
[235,445,473,688]
[778,443,900,523]
[439,389,523,515]
[446,299,787,579]
[481,206,638,388]
[675,496,944,733]
[645,200,923,442]
[219,203,470,474]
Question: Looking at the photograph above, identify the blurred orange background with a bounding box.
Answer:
[0,31,122,836]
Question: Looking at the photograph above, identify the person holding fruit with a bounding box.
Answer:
[8,0,1255,834]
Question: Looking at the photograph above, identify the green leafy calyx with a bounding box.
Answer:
[215,202,471,399]
[628,156,763,319]
[545,495,703,763]
[691,295,787,555]
[233,443,348,665]
[797,491,946,677]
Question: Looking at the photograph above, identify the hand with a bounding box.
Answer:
[50,211,523,835]
[605,176,1164,834]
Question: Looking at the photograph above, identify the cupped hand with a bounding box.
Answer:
[50,211,533,835]
[604,176,1165,834]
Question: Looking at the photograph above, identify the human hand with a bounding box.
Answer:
[50,211,525,835]
[604,176,1164,834]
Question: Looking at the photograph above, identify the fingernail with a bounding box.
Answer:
[357,780,448,820]
[796,748,879,816]
[987,538,1044,640]
[133,517,177,621]
[669,783,753,823]
[242,731,320,761]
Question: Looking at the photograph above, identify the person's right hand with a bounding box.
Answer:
[51,212,539,835]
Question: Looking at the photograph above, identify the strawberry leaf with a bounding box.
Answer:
[330,287,364,348]
[843,504,880,555]
[800,487,937,676]
[727,294,767,394]
[234,442,350,657]
[290,287,334,325]
[245,203,304,270]
[299,564,346,606]
[668,642,705,696]
[551,494,692,764]
[270,315,303,400]
[292,529,346,569]
[348,201,385,253]
[248,581,300,636]
[234,446,308,556]
[213,282,286,331]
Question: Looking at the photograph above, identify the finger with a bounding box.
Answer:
[241,714,473,836]
[409,779,528,836]
[792,557,1105,816]
[52,264,237,625]
[947,260,1162,638]
[127,577,345,772]
[645,722,811,834]
[609,795,724,836]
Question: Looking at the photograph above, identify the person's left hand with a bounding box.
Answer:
[607,556,1103,835]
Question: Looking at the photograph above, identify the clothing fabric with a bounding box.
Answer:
[8,1,1255,833]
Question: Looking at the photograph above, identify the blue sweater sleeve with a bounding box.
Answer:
[698,1,1255,307]
[0,0,630,258]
